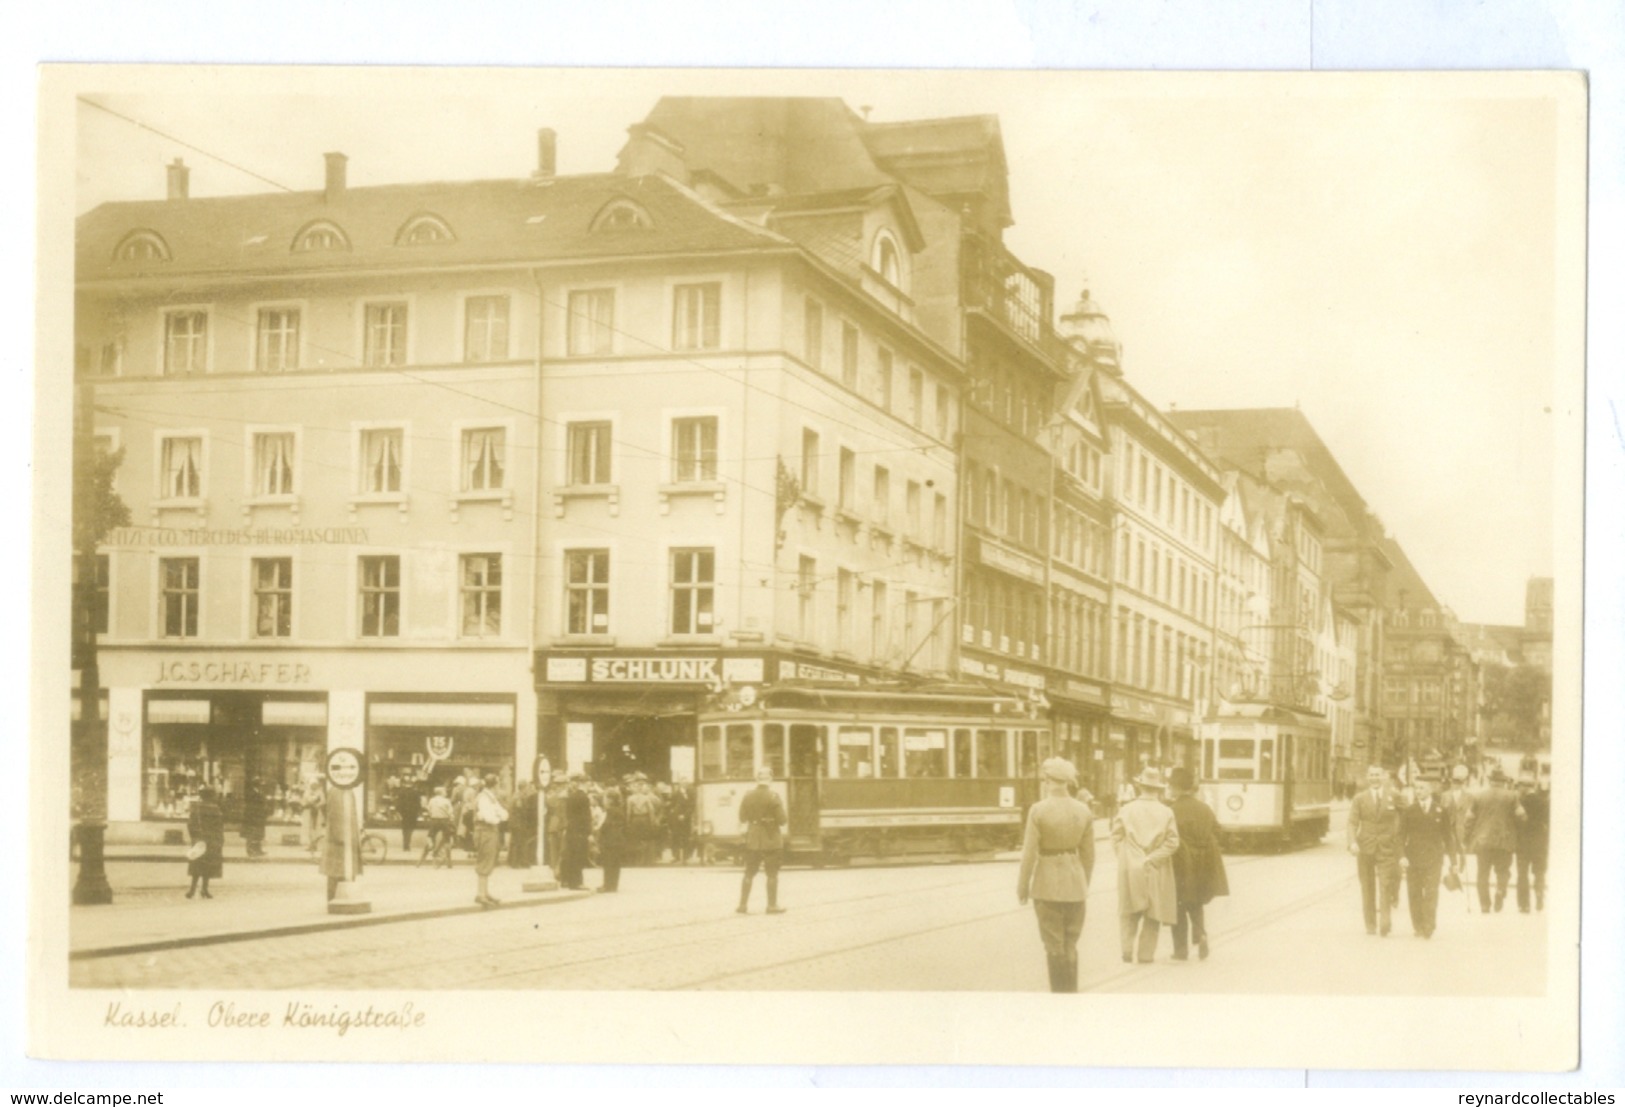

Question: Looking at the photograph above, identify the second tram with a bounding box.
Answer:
[1198,704,1332,851]
[695,683,1046,864]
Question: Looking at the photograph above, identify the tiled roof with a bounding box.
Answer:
[860,114,1011,226]
[77,172,785,282]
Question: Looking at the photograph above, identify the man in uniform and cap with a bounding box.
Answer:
[1017,757,1097,992]
[1348,765,1403,935]
[1112,766,1180,964]
[736,766,788,915]
[1513,772,1548,913]
[1464,768,1525,913]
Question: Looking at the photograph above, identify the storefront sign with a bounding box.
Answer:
[975,537,1046,585]
[325,747,363,789]
[779,660,862,684]
[957,655,1044,691]
[1049,676,1108,706]
[154,660,312,686]
[106,526,369,547]
[592,657,720,683]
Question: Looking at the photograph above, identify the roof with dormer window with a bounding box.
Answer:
[76,173,787,283]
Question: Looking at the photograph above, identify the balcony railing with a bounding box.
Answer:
[961,234,1059,361]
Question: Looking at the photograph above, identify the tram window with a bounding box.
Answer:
[903,728,947,778]
[763,724,786,777]
[976,729,1009,778]
[700,725,724,780]
[789,724,823,777]
[837,726,874,778]
[1203,739,1215,779]
[1019,730,1039,776]
[878,727,900,778]
[952,728,973,778]
[1217,739,1253,760]
[1259,739,1274,781]
[726,724,755,780]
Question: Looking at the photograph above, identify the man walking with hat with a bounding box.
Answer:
[1514,772,1549,913]
[1017,757,1097,992]
[1167,766,1227,961]
[1464,768,1524,913]
[1112,766,1179,964]
[1348,765,1403,935]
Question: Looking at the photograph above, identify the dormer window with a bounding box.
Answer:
[872,230,904,290]
[292,220,350,253]
[395,213,455,246]
[589,198,654,233]
[112,230,170,263]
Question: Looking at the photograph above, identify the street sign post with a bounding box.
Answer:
[323,747,371,916]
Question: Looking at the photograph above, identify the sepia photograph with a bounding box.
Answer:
[29,62,1587,1070]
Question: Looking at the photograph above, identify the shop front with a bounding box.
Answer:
[97,647,535,835]
[1047,674,1111,805]
[1109,691,1194,795]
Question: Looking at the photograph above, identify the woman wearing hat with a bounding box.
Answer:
[1017,757,1097,992]
[185,786,225,899]
[1111,766,1180,963]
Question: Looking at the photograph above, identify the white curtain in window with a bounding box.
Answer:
[164,438,202,498]
[464,428,504,491]
[256,434,294,495]
[365,431,401,492]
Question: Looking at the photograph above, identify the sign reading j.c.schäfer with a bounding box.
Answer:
[325,747,364,790]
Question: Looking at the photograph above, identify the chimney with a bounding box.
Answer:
[166,157,190,201]
[324,152,348,203]
[535,129,557,179]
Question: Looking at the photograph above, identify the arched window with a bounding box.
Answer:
[112,230,170,263]
[394,213,455,246]
[871,229,904,290]
[589,197,654,233]
[291,220,351,253]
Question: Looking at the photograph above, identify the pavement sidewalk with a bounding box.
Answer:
[69,853,588,960]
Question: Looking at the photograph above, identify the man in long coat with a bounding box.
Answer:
[1112,766,1179,964]
[1464,769,1524,913]
[1399,775,1457,937]
[1348,765,1403,935]
[1017,757,1097,992]
[558,774,593,891]
[1167,767,1228,961]
[1514,773,1549,913]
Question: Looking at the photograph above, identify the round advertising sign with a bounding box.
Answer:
[325,747,364,790]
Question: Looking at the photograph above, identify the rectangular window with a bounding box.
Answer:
[464,295,511,362]
[907,367,925,427]
[798,555,817,642]
[672,282,721,350]
[358,555,401,638]
[253,432,295,496]
[364,303,408,367]
[800,428,821,497]
[953,728,973,778]
[567,422,612,485]
[460,553,503,638]
[872,466,890,527]
[804,298,823,369]
[871,580,888,660]
[838,448,856,511]
[92,553,110,634]
[566,289,615,356]
[669,548,716,635]
[163,311,207,375]
[256,308,299,372]
[565,550,610,634]
[461,427,506,491]
[906,480,922,540]
[837,569,855,652]
[933,492,948,549]
[837,726,874,779]
[159,557,200,638]
[878,726,900,778]
[160,436,203,499]
[360,428,403,493]
[672,416,719,482]
[878,348,894,410]
[935,384,951,439]
[841,323,859,389]
[252,556,292,639]
[976,729,1009,778]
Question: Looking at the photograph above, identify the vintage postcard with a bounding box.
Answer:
[30,64,1586,1069]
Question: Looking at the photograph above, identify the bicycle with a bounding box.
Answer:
[310,830,389,866]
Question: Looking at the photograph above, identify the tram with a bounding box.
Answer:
[694,682,1046,864]
[1198,704,1332,851]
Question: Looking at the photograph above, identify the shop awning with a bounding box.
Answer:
[147,699,211,725]
[262,700,328,727]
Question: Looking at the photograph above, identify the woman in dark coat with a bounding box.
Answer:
[186,786,225,899]
[559,775,592,891]
[597,787,626,893]
[1167,767,1229,960]
[240,779,268,858]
